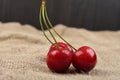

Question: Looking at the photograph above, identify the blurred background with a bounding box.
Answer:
[0,0,120,30]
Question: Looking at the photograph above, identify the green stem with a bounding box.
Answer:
[42,5,59,48]
[44,6,77,51]
[39,6,53,44]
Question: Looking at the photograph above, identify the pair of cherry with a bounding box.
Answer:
[40,0,97,73]
[46,42,97,73]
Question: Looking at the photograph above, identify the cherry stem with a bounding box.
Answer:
[40,0,77,50]
[39,6,53,44]
[44,6,77,51]
[41,5,59,48]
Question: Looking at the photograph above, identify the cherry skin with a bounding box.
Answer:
[72,46,97,73]
[46,42,73,73]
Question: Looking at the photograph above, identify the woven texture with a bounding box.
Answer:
[0,22,120,80]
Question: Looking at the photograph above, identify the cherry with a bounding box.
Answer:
[46,42,73,73]
[72,46,97,73]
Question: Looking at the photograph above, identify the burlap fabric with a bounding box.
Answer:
[0,22,120,80]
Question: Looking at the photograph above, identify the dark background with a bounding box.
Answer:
[0,0,120,30]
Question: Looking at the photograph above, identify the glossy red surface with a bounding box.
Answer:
[46,42,73,73]
[72,46,97,72]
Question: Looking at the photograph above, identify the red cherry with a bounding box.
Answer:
[46,42,73,73]
[72,46,97,73]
